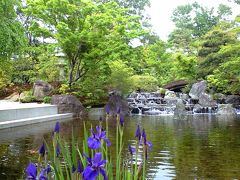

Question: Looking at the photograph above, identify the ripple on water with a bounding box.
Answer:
[148,150,176,180]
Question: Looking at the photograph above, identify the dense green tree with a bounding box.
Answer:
[169,2,232,53]
[206,20,240,93]
[0,0,26,88]
[24,0,144,88]
[197,24,237,78]
[0,0,26,58]
[94,0,150,15]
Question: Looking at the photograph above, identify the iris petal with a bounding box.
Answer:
[88,137,101,149]
[93,152,102,165]
[100,167,108,180]
[26,163,37,179]
[104,138,111,147]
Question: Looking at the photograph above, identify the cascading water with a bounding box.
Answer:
[127,91,236,116]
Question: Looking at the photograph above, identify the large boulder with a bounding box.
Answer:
[33,80,53,99]
[51,95,87,117]
[189,81,207,99]
[105,94,129,116]
[199,93,217,107]
[225,95,240,108]
[217,104,236,115]
[174,99,187,115]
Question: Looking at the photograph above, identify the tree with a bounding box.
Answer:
[0,0,26,58]
[169,2,232,52]
[94,0,150,16]
[197,24,237,78]
[24,0,145,88]
[0,0,26,88]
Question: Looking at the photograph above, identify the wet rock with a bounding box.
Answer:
[199,93,217,107]
[214,93,226,104]
[189,81,207,99]
[179,93,189,100]
[174,99,187,115]
[217,104,237,115]
[193,104,203,113]
[51,95,87,117]
[225,95,240,108]
[33,80,53,99]
[105,94,129,116]
[165,90,176,99]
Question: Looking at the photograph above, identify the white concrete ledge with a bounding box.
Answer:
[0,101,58,121]
[0,113,73,129]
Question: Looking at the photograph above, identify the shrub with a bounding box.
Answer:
[43,96,52,104]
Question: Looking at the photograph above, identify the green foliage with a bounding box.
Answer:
[170,53,197,81]
[169,2,232,52]
[207,51,240,94]
[159,88,166,95]
[0,0,27,58]
[59,84,71,94]
[20,90,37,103]
[24,0,145,87]
[130,74,158,91]
[11,57,37,84]
[0,59,12,88]
[43,96,52,104]
[36,54,61,82]
[108,60,134,95]
[197,26,237,78]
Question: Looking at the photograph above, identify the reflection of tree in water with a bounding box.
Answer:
[1,116,240,179]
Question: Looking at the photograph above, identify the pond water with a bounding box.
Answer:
[1,114,240,179]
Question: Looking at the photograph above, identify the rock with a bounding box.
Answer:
[189,81,207,99]
[105,94,129,116]
[4,92,19,102]
[199,93,217,107]
[193,104,203,113]
[180,93,189,100]
[164,90,176,99]
[174,99,187,115]
[51,95,87,117]
[217,104,237,115]
[225,95,240,108]
[214,93,226,104]
[33,80,53,99]
[165,98,178,106]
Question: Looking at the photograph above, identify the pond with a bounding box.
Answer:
[1,114,240,179]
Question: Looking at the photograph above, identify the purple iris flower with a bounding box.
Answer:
[26,163,37,179]
[87,126,111,149]
[39,165,51,180]
[26,163,51,180]
[105,104,110,114]
[83,152,107,180]
[117,107,121,114]
[141,129,152,151]
[39,142,45,157]
[54,122,60,133]
[56,143,60,157]
[120,115,124,127]
[128,144,136,155]
[135,125,141,141]
[77,160,83,173]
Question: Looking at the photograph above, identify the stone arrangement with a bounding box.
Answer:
[127,81,240,116]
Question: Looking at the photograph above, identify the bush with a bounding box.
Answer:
[43,96,52,104]
[20,90,37,103]
[130,74,158,92]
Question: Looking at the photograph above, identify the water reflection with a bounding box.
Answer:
[0,115,240,179]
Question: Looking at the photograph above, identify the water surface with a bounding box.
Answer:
[1,115,240,179]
